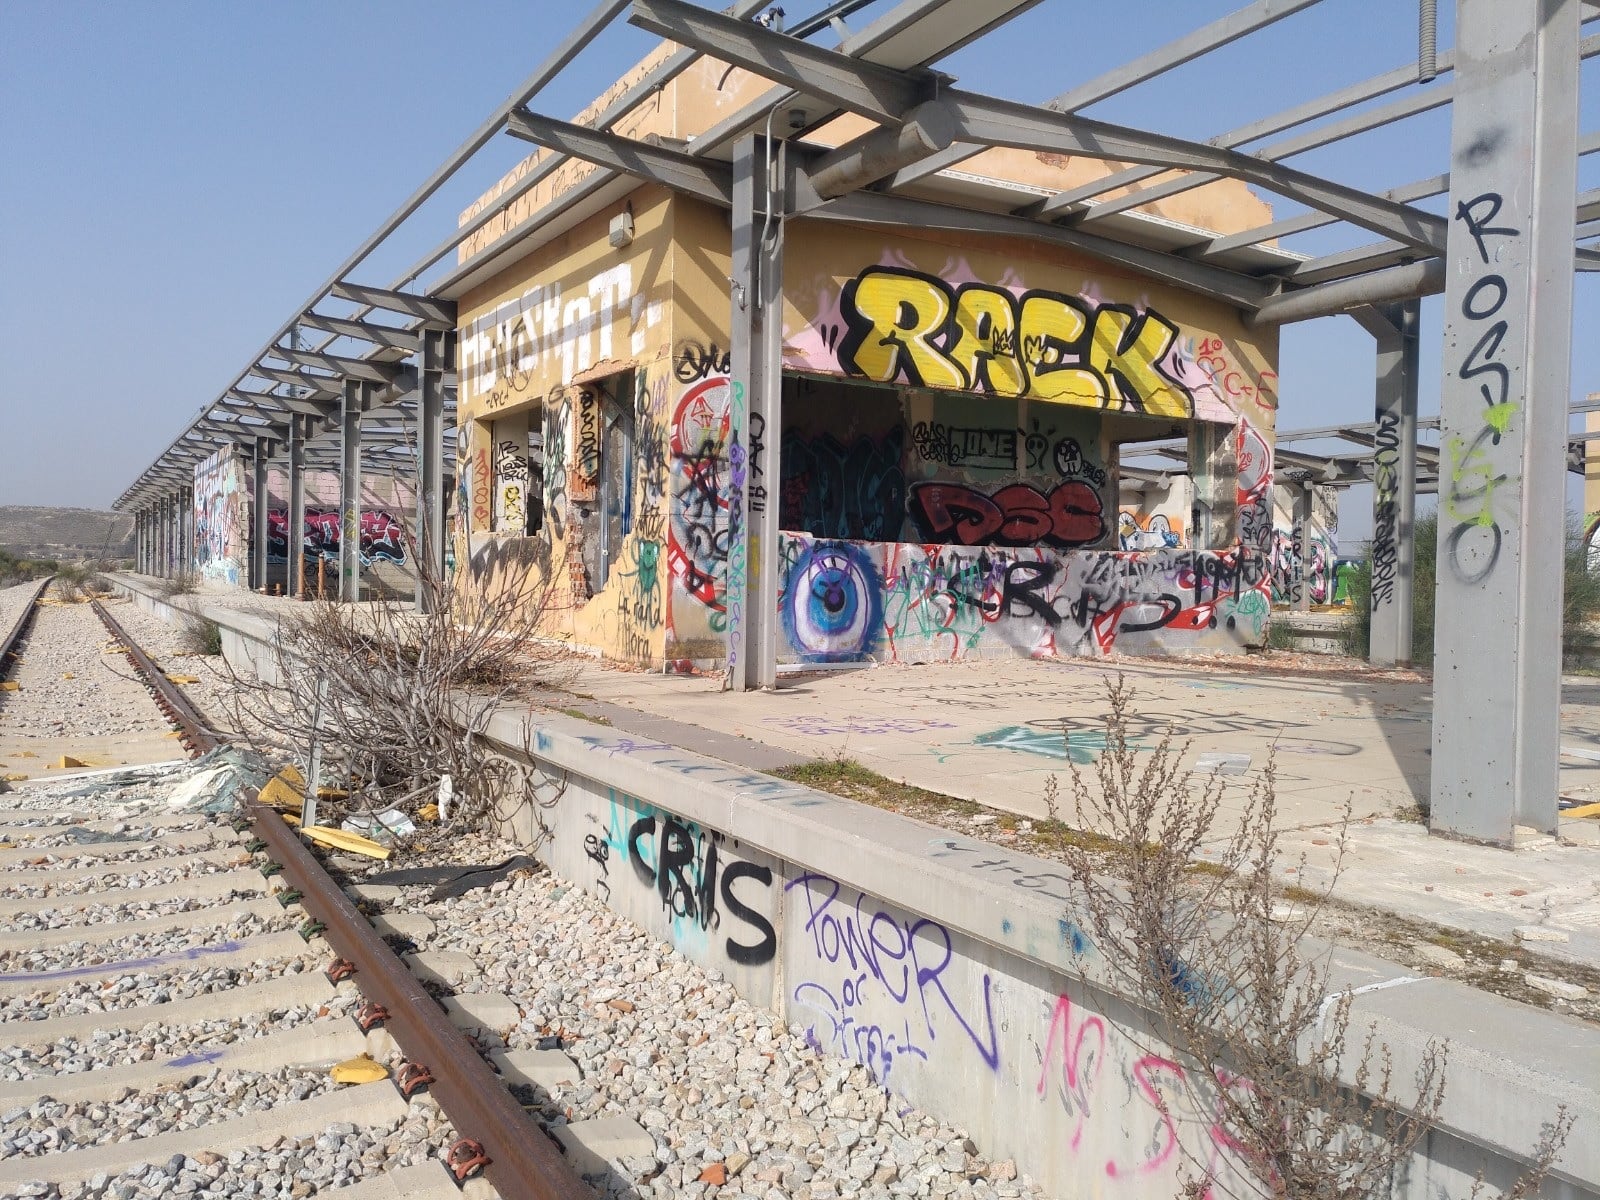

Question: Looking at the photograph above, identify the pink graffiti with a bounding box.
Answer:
[265,508,409,564]
[1035,994,1106,1153]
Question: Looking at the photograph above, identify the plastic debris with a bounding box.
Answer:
[163,765,233,812]
[330,1054,389,1084]
[417,803,440,823]
[164,674,201,685]
[56,755,88,769]
[258,774,305,812]
[437,774,453,823]
[0,682,19,692]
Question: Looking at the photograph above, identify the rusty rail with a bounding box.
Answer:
[246,798,592,1200]
[90,598,222,756]
[0,575,54,680]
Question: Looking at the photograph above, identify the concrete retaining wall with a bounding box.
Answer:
[113,575,1600,1200]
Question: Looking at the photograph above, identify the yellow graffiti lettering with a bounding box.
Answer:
[950,285,1024,396]
[1018,295,1105,407]
[1089,308,1188,418]
[846,270,966,389]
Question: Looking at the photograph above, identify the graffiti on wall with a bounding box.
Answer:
[1118,511,1184,551]
[826,266,1196,418]
[779,429,906,541]
[266,509,409,565]
[907,481,1105,550]
[778,534,1271,664]
[460,264,659,409]
[588,792,775,965]
[193,449,247,586]
[787,872,999,1087]
[668,372,733,640]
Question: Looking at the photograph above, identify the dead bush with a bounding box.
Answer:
[226,545,574,842]
[1055,676,1569,1200]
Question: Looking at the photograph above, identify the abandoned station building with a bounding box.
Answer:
[449,45,1301,674]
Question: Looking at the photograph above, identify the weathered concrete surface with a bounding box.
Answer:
[0,825,222,867]
[0,1080,405,1187]
[0,843,247,887]
[0,896,283,952]
[5,973,342,1044]
[0,867,264,915]
[0,1021,365,1105]
[0,930,313,997]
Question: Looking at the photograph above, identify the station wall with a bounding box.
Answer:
[192,447,249,587]
[452,187,1281,670]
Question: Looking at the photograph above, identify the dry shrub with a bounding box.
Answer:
[1056,676,1570,1200]
[227,549,575,840]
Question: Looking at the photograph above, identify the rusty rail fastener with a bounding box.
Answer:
[247,797,589,1200]
[397,1061,435,1099]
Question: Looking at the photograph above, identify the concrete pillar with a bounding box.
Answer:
[179,488,191,576]
[1358,301,1421,666]
[1293,484,1314,613]
[417,329,454,610]
[728,134,785,691]
[288,416,307,599]
[135,510,145,573]
[159,496,170,578]
[1431,0,1579,843]
[340,380,364,603]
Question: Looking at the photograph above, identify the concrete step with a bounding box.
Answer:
[0,844,247,888]
[0,867,265,916]
[0,1079,408,1188]
[0,896,285,953]
[1,971,342,1045]
[0,929,314,997]
[0,1019,366,1105]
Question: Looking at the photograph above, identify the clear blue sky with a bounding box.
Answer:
[3,1,1597,546]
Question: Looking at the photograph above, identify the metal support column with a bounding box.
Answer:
[179,488,192,576]
[1357,301,1421,666]
[288,416,307,600]
[340,380,364,603]
[253,441,271,593]
[729,134,785,691]
[135,510,145,574]
[1432,0,1579,842]
[418,329,454,610]
[1293,484,1314,613]
[160,496,171,578]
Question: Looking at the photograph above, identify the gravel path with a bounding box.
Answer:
[0,957,326,1022]
[0,593,172,741]
[0,579,45,641]
[0,993,362,1079]
[364,832,1048,1200]
[99,599,241,736]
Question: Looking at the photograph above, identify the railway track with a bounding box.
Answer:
[0,588,593,1200]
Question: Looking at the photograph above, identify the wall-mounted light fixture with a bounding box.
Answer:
[608,210,635,248]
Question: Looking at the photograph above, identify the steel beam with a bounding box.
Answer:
[805,100,956,199]
[1247,260,1445,326]
[298,313,422,352]
[628,0,932,121]
[288,415,307,600]
[728,136,785,691]
[504,109,735,204]
[418,329,453,610]
[270,346,403,385]
[1431,0,1579,844]
[340,380,365,603]
[252,439,272,592]
[329,282,456,328]
[251,365,342,397]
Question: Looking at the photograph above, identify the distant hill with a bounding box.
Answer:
[0,506,135,560]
